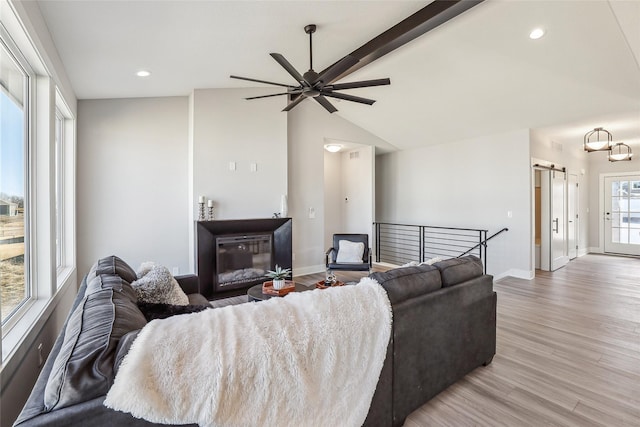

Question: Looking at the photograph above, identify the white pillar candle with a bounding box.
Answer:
[208,200,214,207]
[198,196,205,203]
[280,194,288,217]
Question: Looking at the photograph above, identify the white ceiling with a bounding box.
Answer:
[36,0,640,152]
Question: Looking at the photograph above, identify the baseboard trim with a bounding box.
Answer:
[589,247,602,254]
[373,262,400,269]
[494,269,534,281]
[293,264,325,276]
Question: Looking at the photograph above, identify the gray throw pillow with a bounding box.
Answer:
[132,262,189,306]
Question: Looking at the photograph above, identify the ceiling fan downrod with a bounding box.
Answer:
[304,24,316,72]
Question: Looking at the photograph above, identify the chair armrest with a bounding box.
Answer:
[326,247,337,265]
[175,274,200,295]
[364,248,372,266]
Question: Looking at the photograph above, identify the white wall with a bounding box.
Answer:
[190,88,287,220]
[288,101,392,274]
[342,146,374,237]
[77,97,190,276]
[324,150,343,248]
[77,89,288,276]
[376,129,531,279]
[530,130,590,257]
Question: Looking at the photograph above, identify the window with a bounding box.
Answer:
[55,109,62,270]
[0,37,29,324]
[54,91,74,286]
[1,0,76,371]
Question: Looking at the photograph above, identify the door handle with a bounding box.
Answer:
[605,212,611,221]
[553,218,559,233]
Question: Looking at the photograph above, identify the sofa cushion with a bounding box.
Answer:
[43,275,147,411]
[113,329,142,375]
[137,301,212,321]
[433,255,484,287]
[86,255,137,284]
[369,264,442,304]
[84,271,138,299]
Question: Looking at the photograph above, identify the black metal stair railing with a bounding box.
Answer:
[373,222,508,274]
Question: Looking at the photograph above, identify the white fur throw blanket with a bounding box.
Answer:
[104,277,392,427]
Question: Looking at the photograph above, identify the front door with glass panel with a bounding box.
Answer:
[604,176,640,256]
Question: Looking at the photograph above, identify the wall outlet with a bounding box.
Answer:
[172,267,180,275]
[229,161,236,171]
[507,211,513,218]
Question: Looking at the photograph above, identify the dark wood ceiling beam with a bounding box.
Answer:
[322,0,484,83]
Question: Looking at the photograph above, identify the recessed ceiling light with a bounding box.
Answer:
[136,70,151,77]
[529,28,545,40]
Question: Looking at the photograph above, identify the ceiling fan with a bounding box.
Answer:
[230,24,390,114]
[230,1,483,114]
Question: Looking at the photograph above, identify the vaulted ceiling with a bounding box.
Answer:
[36,0,640,152]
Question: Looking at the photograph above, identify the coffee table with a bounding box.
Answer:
[247,282,311,302]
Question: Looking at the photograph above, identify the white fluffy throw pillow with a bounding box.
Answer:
[336,240,365,263]
[132,262,189,306]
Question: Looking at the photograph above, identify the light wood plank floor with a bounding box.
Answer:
[400,254,640,426]
[290,256,639,425]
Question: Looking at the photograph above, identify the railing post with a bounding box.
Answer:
[419,225,424,263]
[375,223,380,263]
[482,230,487,274]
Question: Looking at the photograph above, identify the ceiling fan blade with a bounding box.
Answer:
[314,55,358,86]
[327,78,390,90]
[314,96,338,113]
[230,75,296,89]
[282,94,305,112]
[270,53,306,85]
[322,91,375,105]
[245,93,292,100]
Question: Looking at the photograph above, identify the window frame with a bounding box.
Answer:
[0,23,34,334]
[54,88,75,287]
[55,108,63,270]
[0,3,77,370]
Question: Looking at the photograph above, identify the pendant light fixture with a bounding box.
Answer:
[584,127,612,152]
[608,142,633,162]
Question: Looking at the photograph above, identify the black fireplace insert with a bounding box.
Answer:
[196,218,292,299]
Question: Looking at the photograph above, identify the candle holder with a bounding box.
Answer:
[198,201,206,221]
[207,206,214,221]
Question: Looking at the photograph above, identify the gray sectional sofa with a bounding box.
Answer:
[364,255,496,426]
[14,255,495,427]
